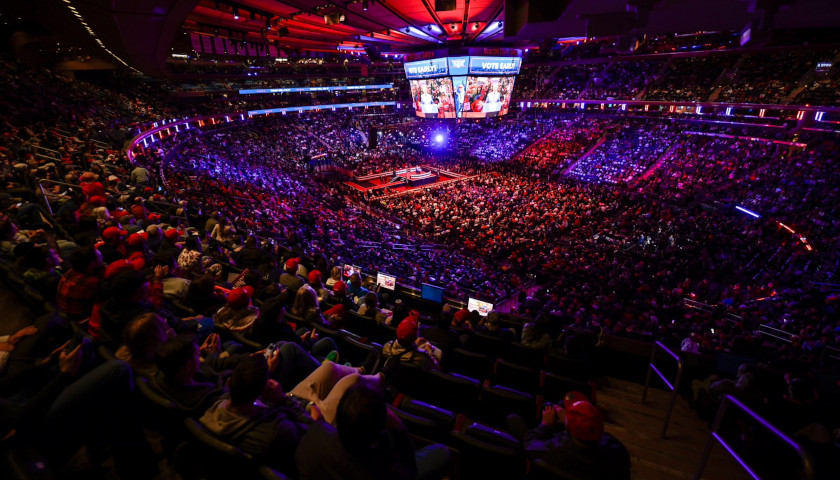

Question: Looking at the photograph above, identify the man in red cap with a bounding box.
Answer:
[213,286,260,333]
[278,257,304,294]
[382,313,441,371]
[98,226,128,263]
[506,400,630,480]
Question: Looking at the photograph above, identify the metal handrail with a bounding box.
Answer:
[38,179,83,215]
[641,340,684,438]
[694,394,814,480]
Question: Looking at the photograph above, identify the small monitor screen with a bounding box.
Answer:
[377,272,396,290]
[468,297,494,316]
[420,283,444,303]
[343,264,361,278]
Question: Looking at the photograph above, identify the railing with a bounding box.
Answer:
[641,340,684,438]
[38,179,83,216]
[694,394,814,480]
[758,324,793,343]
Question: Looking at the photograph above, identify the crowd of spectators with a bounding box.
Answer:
[567,119,680,184]
[2,45,840,479]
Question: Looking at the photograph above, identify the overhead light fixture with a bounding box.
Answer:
[233,8,239,20]
[450,23,457,31]
[362,0,368,11]
[473,22,480,30]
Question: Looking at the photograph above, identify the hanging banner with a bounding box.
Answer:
[247,43,257,56]
[214,37,225,55]
[237,43,247,55]
[226,39,236,55]
[268,45,278,57]
[190,32,203,52]
[202,35,213,53]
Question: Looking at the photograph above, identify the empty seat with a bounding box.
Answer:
[503,342,546,369]
[463,422,520,450]
[426,370,481,415]
[541,373,595,405]
[544,353,591,381]
[478,385,537,427]
[492,359,542,395]
[339,333,381,373]
[448,431,524,480]
[346,310,378,340]
[446,348,494,382]
[466,331,509,358]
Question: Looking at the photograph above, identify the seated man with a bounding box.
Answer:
[295,382,450,480]
[200,354,311,474]
[506,400,630,480]
[382,314,441,372]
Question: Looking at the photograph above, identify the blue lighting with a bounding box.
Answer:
[435,134,444,143]
[735,206,761,218]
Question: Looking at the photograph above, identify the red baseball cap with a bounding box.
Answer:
[104,257,145,280]
[396,318,418,342]
[102,226,128,241]
[164,228,180,241]
[285,257,300,271]
[227,286,255,309]
[126,232,149,248]
[333,280,346,294]
[82,182,105,198]
[308,270,322,284]
[565,401,604,443]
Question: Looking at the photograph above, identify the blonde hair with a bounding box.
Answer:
[291,285,319,316]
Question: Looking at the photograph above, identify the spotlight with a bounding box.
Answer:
[233,8,239,20]
[435,134,444,143]
[473,22,480,30]
[450,23,457,31]
[362,0,368,11]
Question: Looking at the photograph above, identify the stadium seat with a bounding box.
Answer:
[446,348,494,382]
[448,431,524,480]
[541,373,595,405]
[425,370,482,413]
[492,358,543,395]
[478,385,537,427]
[544,353,591,381]
[503,342,546,369]
[346,310,378,340]
[339,333,381,373]
[466,331,509,358]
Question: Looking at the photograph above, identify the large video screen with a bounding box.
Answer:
[462,76,516,118]
[404,56,520,119]
[409,78,455,118]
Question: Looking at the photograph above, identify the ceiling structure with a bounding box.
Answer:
[2,0,840,77]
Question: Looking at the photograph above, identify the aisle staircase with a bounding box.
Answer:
[597,377,751,480]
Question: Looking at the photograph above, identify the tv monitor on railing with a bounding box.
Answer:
[468,297,494,316]
[376,272,396,290]
[420,283,444,303]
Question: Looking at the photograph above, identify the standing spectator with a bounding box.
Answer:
[130,165,150,185]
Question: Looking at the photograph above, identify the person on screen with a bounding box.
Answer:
[455,84,465,118]
[484,81,502,113]
[420,84,438,115]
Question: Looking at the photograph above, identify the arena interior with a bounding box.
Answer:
[2,1,840,479]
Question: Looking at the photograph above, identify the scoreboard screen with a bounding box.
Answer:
[404,56,521,118]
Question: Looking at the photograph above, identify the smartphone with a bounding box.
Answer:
[264,343,277,359]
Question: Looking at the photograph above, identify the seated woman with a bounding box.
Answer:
[356,292,393,325]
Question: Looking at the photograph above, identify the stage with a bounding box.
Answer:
[347,165,468,198]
